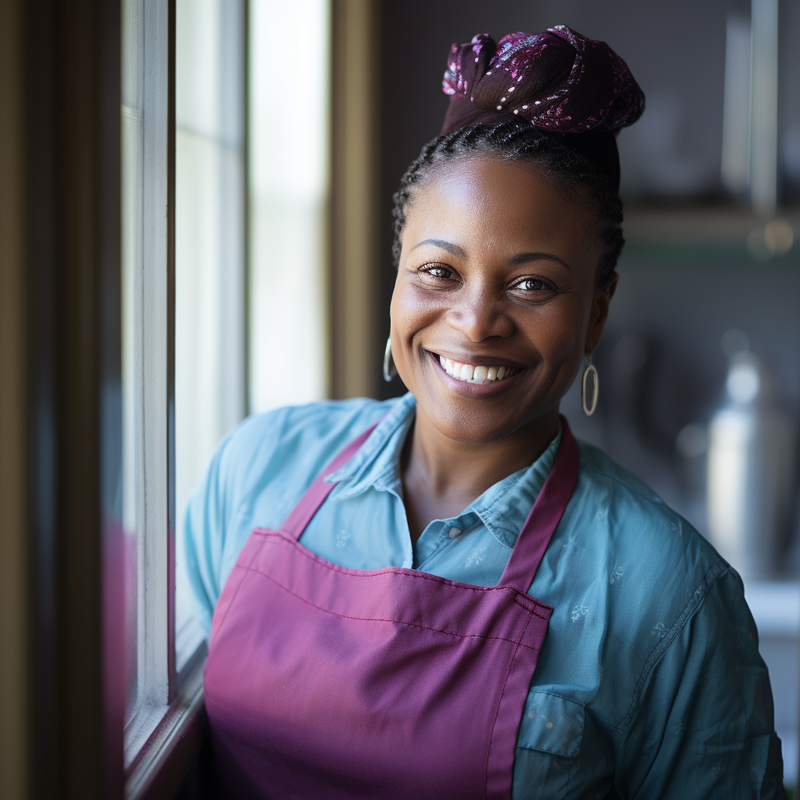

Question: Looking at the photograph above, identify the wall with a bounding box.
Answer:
[0,0,30,796]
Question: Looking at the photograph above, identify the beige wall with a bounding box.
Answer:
[328,0,381,400]
[0,0,30,797]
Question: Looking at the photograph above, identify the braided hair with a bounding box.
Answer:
[391,120,624,291]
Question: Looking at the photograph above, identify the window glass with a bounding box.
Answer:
[248,0,330,413]
[121,0,144,724]
[122,0,172,748]
[175,0,246,672]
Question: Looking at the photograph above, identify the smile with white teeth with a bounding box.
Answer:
[438,355,518,385]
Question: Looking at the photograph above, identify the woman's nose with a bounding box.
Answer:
[445,290,514,341]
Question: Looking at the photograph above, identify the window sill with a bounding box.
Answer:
[125,647,206,800]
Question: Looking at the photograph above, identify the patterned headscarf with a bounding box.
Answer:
[440,26,645,190]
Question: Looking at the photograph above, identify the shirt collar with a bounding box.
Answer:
[325,392,416,497]
[327,392,563,549]
[466,426,561,548]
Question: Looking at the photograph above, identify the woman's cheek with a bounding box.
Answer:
[537,301,590,359]
[391,283,443,345]
[389,286,423,382]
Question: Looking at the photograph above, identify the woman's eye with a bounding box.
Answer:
[418,264,457,283]
[512,277,550,292]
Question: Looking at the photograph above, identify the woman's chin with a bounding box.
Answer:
[414,398,558,449]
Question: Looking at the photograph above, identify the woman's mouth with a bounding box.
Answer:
[437,355,519,385]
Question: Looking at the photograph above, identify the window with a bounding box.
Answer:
[122,0,249,791]
[122,0,184,782]
[4,0,340,795]
[121,0,332,793]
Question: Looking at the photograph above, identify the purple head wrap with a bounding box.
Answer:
[440,26,645,191]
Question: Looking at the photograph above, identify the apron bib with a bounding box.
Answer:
[204,416,579,799]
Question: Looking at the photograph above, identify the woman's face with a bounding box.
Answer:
[390,156,614,446]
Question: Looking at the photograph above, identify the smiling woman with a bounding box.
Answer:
[391,158,607,438]
[186,25,787,800]
[390,156,612,539]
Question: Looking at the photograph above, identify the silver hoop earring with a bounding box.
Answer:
[383,337,397,383]
[581,358,599,416]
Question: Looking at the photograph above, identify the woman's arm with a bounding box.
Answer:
[615,567,786,799]
[183,431,236,638]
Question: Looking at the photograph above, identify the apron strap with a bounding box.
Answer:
[281,413,579,584]
[280,422,380,540]
[497,415,580,593]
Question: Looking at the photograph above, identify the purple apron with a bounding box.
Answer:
[204,416,579,799]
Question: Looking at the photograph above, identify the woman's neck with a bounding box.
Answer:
[400,405,560,542]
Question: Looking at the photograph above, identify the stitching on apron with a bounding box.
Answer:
[240,562,543,652]
[484,609,535,798]
[210,536,265,648]
[513,594,552,619]
[258,529,553,618]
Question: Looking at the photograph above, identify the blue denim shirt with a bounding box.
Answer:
[185,392,785,798]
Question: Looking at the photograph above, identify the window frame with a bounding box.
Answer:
[8,0,365,795]
[122,0,213,795]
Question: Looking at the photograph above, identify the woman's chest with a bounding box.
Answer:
[218,483,623,799]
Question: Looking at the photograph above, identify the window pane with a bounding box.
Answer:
[121,0,143,724]
[122,0,172,759]
[248,0,331,413]
[175,0,246,669]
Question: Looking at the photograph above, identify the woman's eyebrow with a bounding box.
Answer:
[409,238,467,258]
[410,240,573,273]
[507,251,572,272]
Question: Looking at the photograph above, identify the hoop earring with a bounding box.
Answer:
[383,337,397,383]
[581,358,599,416]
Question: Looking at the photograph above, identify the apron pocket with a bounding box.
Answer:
[516,690,585,757]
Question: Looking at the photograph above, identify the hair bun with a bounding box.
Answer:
[442,26,645,133]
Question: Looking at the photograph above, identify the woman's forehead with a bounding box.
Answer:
[403,157,598,260]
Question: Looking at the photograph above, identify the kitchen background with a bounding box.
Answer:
[372,0,800,780]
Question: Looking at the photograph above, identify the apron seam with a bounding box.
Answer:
[240,562,543,652]
[260,528,555,612]
[484,609,535,799]
[209,536,264,648]
[267,528,507,590]
[513,594,552,619]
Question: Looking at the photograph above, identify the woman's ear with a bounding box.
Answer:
[585,271,618,355]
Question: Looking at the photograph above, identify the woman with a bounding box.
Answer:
[186,27,786,799]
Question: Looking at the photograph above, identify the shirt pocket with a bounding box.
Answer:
[516,690,585,757]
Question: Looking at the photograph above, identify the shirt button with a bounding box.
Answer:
[448,527,462,538]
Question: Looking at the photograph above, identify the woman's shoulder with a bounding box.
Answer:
[560,437,739,658]
[216,396,401,485]
[574,437,723,572]
[551,440,767,731]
